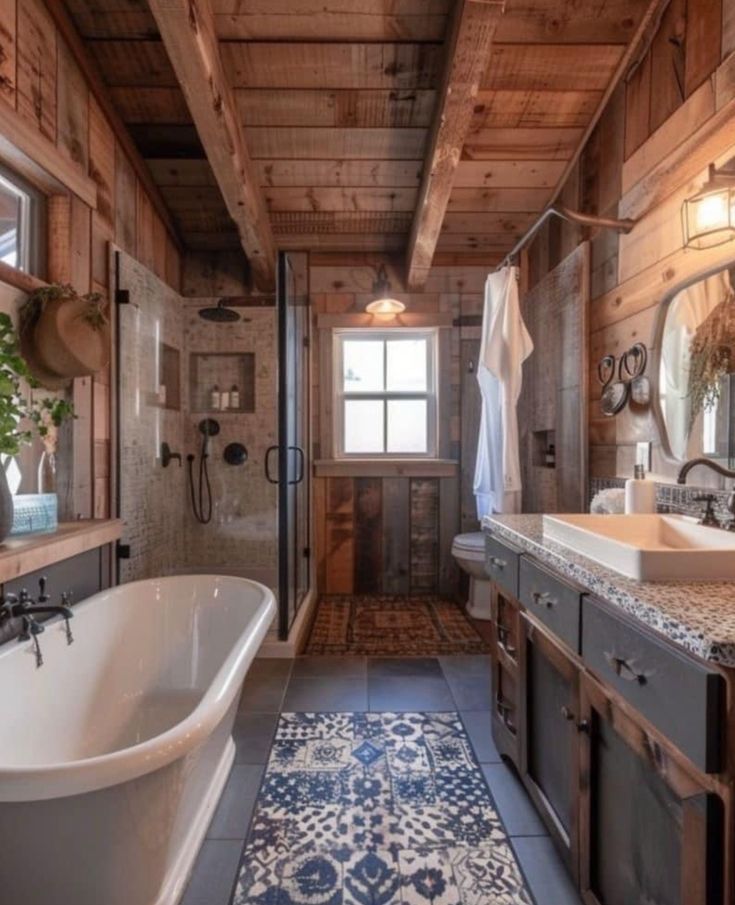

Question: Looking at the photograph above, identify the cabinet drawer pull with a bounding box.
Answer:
[489,556,507,569]
[604,651,647,685]
[531,590,557,608]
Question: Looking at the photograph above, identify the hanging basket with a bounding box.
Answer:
[687,288,735,429]
[19,284,111,387]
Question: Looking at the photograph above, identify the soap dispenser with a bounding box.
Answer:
[624,464,656,514]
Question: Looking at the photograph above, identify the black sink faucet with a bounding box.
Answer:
[0,577,75,666]
[677,458,735,528]
[677,457,735,484]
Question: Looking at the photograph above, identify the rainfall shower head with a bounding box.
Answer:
[198,299,240,323]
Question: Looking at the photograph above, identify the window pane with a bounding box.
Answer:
[387,399,428,453]
[0,176,24,270]
[344,399,384,453]
[386,338,427,392]
[343,339,384,393]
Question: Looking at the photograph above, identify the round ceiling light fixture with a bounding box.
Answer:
[365,264,406,314]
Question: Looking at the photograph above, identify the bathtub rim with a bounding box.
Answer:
[0,573,276,803]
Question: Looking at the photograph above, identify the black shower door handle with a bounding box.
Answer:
[289,446,305,485]
[265,445,279,484]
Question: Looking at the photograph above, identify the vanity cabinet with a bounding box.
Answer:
[579,671,724,905]
[519,614,581,880]
[485,533,730,904]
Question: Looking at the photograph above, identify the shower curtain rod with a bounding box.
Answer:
[495,203,637,272]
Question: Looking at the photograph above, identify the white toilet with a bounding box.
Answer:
[451,532,492,621]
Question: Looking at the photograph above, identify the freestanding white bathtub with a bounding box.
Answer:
[0,574,276,905]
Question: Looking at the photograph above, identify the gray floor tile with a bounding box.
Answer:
[482,763,547,837]
[292,656,367,679]
[440,654,492,681]
[232,711,279,764]
[282,676,369,712]
[446,672,493,710]
[207,765,264,840]
[368,676,455,712]
[238,659,293,712]
[368,657,443,678]
[460,711,502,763]
[180,840,243,905]
[512,836,582,905]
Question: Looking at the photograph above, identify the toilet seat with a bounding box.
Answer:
[451,532,485,560]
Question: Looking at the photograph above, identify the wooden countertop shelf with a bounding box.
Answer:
[0,519,122,585]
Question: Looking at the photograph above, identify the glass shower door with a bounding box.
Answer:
[275,252,311,639]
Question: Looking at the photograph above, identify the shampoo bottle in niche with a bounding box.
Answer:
[210,384,221,411]
[624,464,656,514]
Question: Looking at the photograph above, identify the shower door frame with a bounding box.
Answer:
[277,251,312,640]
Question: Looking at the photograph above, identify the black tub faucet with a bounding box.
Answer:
[0,577,75,666]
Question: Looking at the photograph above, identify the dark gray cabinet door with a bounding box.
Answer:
[579,673,725,905]
[520,615,580,880]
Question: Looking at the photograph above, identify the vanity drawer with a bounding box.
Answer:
[485,534,521,599]
[582,597,725,774]
[518,557,582,652]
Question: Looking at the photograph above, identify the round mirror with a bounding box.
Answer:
[657,267,735,461]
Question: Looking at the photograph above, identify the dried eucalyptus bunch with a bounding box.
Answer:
[688,288,735,430]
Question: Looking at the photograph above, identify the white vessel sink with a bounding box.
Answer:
[542,513,735,581]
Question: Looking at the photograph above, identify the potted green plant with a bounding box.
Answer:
[20,282,110,384]
[0,312,75,542]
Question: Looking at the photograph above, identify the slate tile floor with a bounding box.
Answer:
[180,656,582,905]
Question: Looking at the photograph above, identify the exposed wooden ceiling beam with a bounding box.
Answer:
[405,0,504,290]
[147,0,276,290]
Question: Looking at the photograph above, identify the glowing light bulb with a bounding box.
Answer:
[365,297,406,315]
[694,192,729,232]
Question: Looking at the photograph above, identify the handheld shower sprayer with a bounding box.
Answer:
[188,418,220,524]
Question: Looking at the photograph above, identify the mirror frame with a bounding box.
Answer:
[652,259,735,466]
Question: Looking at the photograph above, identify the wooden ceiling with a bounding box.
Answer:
[64,0,652,284]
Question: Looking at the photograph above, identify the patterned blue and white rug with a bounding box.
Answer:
[232,712,532,904]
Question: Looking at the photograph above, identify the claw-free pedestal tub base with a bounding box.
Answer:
[0,575,275,905]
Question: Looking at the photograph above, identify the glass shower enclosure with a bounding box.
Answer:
[115,249,311,642]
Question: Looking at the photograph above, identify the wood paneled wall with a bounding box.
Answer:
[310,254,490,598]
[525,0,735,490]
[0,0,182,519]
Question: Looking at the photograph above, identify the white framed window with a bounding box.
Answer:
[333,328,438,457]
[0,165,44,274]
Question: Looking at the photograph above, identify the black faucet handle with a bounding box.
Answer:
[38,576,49,603]
[693,494,719,526]
[18,588,29,604]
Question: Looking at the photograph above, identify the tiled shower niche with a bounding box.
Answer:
[189,352,255,413]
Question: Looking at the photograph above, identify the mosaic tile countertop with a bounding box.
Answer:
[482,514,735,668]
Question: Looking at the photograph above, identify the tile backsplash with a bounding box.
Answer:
[590,477,734,522]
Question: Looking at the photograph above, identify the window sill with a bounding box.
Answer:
[314,459,459,478]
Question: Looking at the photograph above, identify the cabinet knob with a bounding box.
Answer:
[489,556,507,569]
[576,719,590,734]
[560,705,575,721]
